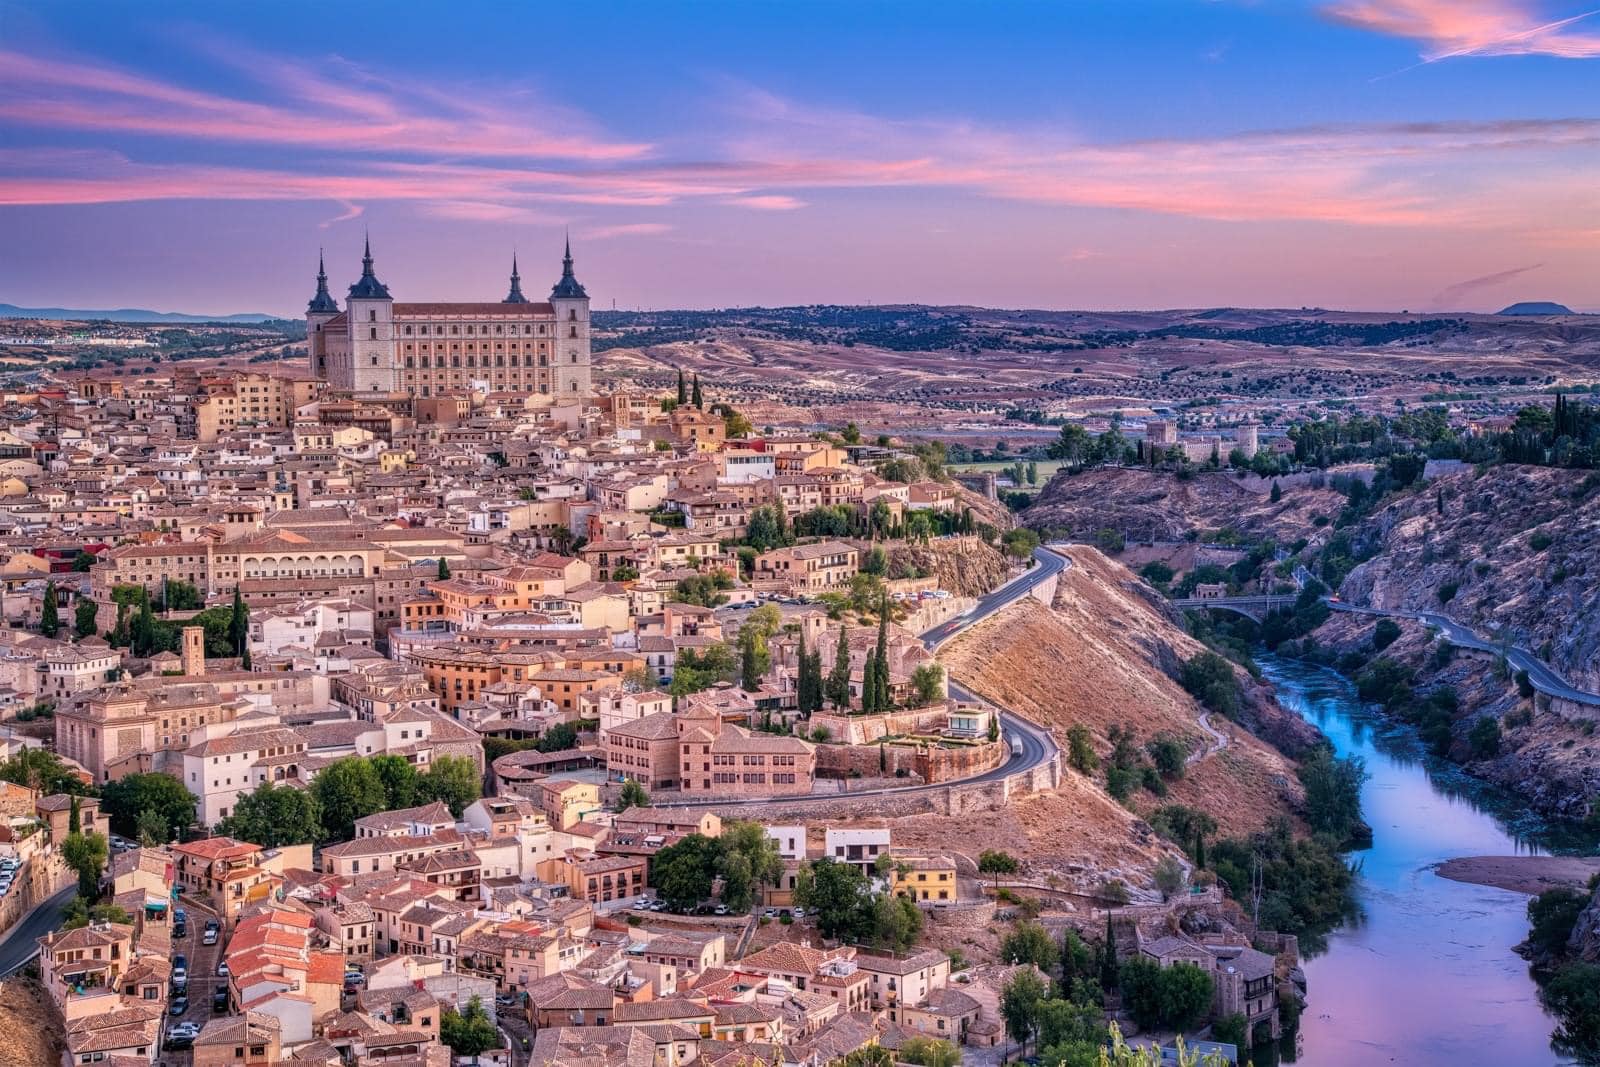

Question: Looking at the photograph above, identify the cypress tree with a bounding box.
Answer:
[873,594,892,710]
[229,586,249,658]
[826,627,852,709]
[796,630,811,713]
[39,580,59,638]
[861,655,878,714]
[691,374,703,409]
[438,558,451,580]
[774,502,790,546]
[1100,910,1119,991]
[69,795,81,835]
[1194,829,1207,870]
[676,367,687,406]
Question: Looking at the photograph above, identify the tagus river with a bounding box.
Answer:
[1261,656,1586,1067]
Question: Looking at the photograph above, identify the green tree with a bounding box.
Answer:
[1179,651,1243,720]
[1145,735,1188,780]
[649,833,720,911]
[216,781,323,848]
[910,663,944,707]
[691,373,703,408]
[1468,716,1502,759]
[135,809,169,847]
[978,848,1020,891]
[899,1037,960,1067]
[61,830,108,898]
[39,581,59,638]
[868,890,923,953]
[62,899,132,931]
[100,773,196,840]
[312,757,388,842]
[718,819,785,912]
[826,626,853,709]
[1542,962,1600,1061]
[617,779,650,811]
[437,558,451,580]
[1154,855,1186,900]
[1049,423,1092,467]
[999,920,1058,971]
[1297,745,1369,846]
[74,597,99,639]
[440,995,499,1057]
[676,366,686,406]
[0,748,92,796]
[1000,967,1050,1052]
[1066,724,1099,774]
[1527,888,1589,959]
[228,586,249,658]
[416,755,482,816]
[369,754,420,809]
[793,857,873,941]
[872,594,891,710]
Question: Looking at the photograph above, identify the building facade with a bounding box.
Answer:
[307,240,593,401]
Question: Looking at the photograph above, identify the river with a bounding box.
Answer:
[1262,655,1591,1067]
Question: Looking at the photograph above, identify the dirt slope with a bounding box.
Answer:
[1026,467,1345,543]
[942,546,1306,841]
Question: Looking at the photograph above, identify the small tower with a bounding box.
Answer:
[181,626,206,677]
[503,254,529,304]
[346,235,396,394]
[305,250,340,382]
[548,235,592,400]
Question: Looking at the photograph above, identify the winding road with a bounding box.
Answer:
[1326,601,1600,708]
[657,545,1068,809]
[0,883,76,978]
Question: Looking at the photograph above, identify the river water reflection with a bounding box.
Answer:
[1261,656,1590,1067]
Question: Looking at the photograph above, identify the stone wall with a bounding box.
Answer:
[928,899,997,928]
[810,707,952,746]
[813,738,1005,784]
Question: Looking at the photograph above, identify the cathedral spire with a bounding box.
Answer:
[307,248,338,313]
[504,252,529,303]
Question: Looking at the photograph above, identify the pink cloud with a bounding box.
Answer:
[0,48,651,162]
[1323,0,1600,59]
[587,223,673,239]
[725,194,807,210]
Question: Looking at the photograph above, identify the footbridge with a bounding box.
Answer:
[1171,593,1295,621]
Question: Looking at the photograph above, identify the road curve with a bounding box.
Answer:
[1326,601,1600,708]
[655,545,1069,809]
[0,883,76,977]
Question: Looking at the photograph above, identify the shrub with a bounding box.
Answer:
[1468,716,1501,759]
[1438,580,1459,604]
[1372,618,1402,652]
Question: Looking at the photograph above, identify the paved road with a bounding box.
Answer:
[0,883,75,977]
[1327,601,1600,707]
[655,545,1069,809]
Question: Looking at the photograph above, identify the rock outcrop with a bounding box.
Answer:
[888,534,1013,597]
[1025,467,1345,544]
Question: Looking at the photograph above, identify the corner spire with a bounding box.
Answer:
[503,252,529,303]
[551,233,587,300]
[348,234,392,300]
[307,247,338,313]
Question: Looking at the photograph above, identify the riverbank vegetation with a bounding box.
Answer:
[1520,880,1600,1063]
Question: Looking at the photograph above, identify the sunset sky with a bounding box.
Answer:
[2,0,1599,316]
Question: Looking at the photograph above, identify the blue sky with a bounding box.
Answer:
[2,0,1598,314]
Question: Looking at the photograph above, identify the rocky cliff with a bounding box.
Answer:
[1340,464,1600,692]
[1305,610,1600,818]
[888,534,1013,597]
[1025,467,1346,543]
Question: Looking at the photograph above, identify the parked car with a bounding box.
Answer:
[173,909,188,938]
[713,904,729,915]
[164,1022,199,1050]
[202,919,220,946]
[168,995,188,1016]
[172,955,188,985]
[212,986,228,1013]
[216,960,229,977]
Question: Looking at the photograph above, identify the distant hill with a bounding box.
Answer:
[0,303,279,324]
[1498,301,1574,316]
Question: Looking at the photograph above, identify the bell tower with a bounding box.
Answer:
[548,236,592,400]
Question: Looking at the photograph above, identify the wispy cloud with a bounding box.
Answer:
[3,41,1600,236]
[587,223,673,239]
[1324,0,1600,59]
[1427,262,1544,307]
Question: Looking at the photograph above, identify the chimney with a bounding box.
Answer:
[181,626,205,677]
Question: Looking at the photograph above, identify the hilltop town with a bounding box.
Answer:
[3,240,1599,1067]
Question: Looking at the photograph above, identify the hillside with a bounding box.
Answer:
[1340,464,1600,692]
[1025,467,1346,543]
[1305,610,1600,818]
[941,546,1315,843]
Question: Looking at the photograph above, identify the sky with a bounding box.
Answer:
[2,0,1599,316]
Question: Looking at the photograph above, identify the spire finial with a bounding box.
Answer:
[308,247,338,313]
